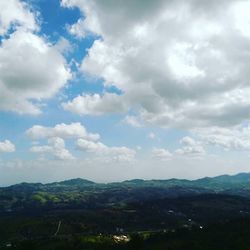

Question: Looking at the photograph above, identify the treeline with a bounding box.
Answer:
[3,218,250,250]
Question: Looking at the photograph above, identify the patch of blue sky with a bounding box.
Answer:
[88,115,188,151]
[64,75,104,99]
[0,112,35,159]
[30,0,97,65]
[30,0,109,98]
[30,0,80,40]
[0,26,17,44]
[64,76,124,102]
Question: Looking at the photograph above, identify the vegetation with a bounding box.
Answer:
[2,173,250,249]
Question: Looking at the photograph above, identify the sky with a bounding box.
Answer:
[1,0,250,186]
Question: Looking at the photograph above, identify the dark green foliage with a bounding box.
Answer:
[2,173,250,249]
[3,219,250,250]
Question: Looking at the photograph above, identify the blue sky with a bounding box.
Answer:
[1,0,250,185]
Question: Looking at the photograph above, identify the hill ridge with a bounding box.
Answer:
[3,172,250,189]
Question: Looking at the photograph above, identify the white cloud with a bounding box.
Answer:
[194,126,250,151]
[175,136,205,157]
[26,123,100,141]
[30,137,74,160]
[63,93,128,115]
[55,37,72,54]
[168,42,205,79]
[230,1,250,39]
[0,0,37,36]
[0,30,71,114]
[62,0,250,129]
[152,148,172,160]
[0,0,71,115]
[123,115,142,128]
[61,0,101,38]
[148,132,156,140]
[27,122,135,162]
[152,136,205,160]
[0,140,15,153]
[77,138,136,162]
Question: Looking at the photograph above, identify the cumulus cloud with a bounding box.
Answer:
[27,122,135,162]
[0,140,15,153]
[0,0,37,35]
[77,138,136,162]
[175,136,205,157]
[0,0,71,114]
[152,148,172,160]
[152,136,205,160]
[0,30,71,114]
[62,0,250,129]
[194,126,250,151]
[30,137,74,160]
[123,115,142,128]
[63,93,128,115]
[26,123,100,141]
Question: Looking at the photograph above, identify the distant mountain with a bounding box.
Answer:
[2,173,250,245]
[51,178,96,186]
[2,172,250,194]
[122,179,146,185]
[213,173,250,182]
[3,172,250,189]
[2,172,250,219]
[6,182,44,192]
[109,173,250,191]
[192,173,250,190]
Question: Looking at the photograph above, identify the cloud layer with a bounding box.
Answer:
[62,0,250,129]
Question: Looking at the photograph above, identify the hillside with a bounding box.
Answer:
[2,173,250,249]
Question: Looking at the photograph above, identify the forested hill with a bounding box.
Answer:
[3,172,250,193]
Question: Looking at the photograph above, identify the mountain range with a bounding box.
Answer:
[2,172,250,246]
[4,172,250,192]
